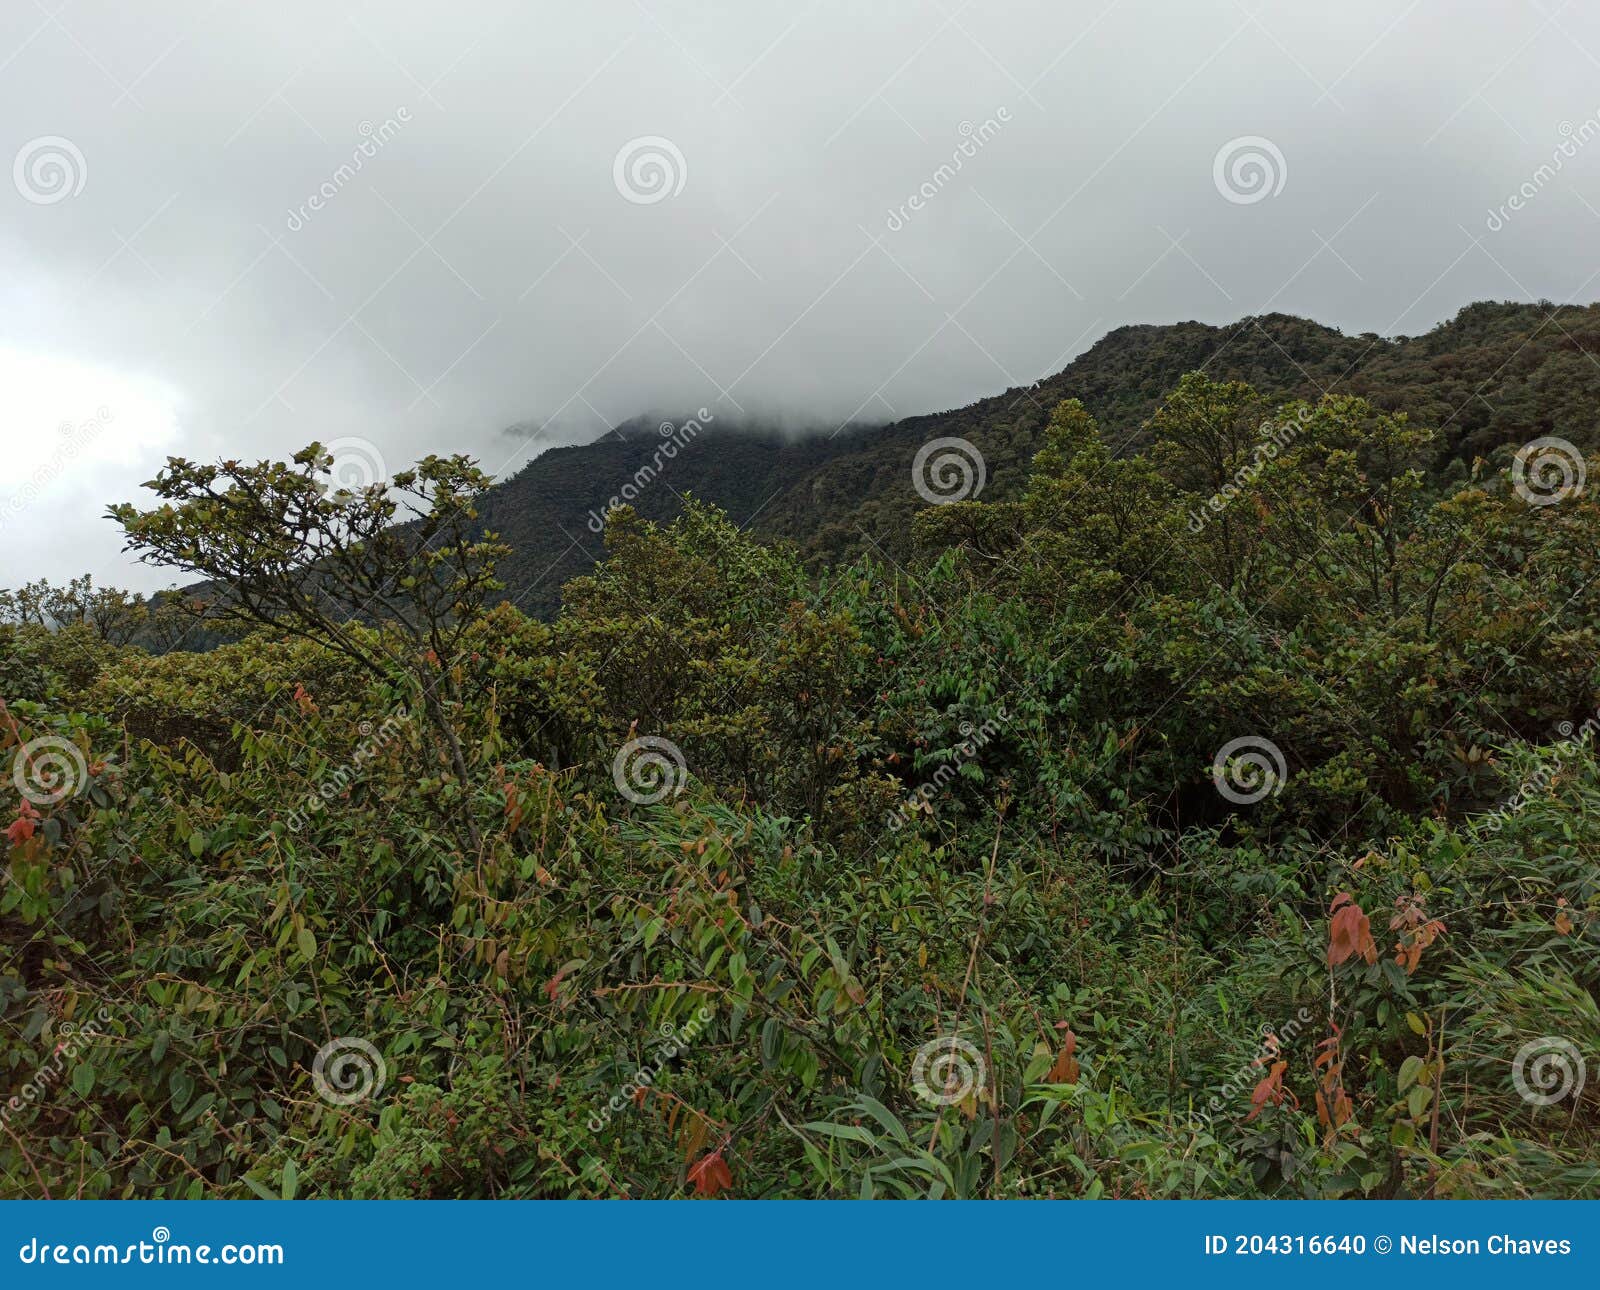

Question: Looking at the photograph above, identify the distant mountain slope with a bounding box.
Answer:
[482,300,1600,616]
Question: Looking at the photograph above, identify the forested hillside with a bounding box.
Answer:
[2,310,1597,1199]
[482,300,1600,615]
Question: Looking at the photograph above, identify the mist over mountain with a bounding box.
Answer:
[478,298,1600,617]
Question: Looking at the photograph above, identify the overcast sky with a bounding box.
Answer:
[3,0,1598,589]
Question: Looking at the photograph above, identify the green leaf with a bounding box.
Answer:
[851,1095,911,1147]
[241,1175,278,1201]
[760,1018,782,1068]
[800,1121,877,1146]
[169,1070,195,1112]
[71,1063,95,1096]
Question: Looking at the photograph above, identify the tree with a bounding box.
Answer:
[0,576,149,647]
[110,444,508,851]
[1018,398,1190,610]
[142,589,203,654]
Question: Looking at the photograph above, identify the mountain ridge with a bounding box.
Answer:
[482,299,1600,616]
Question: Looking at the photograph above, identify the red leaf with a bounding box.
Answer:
[1047,1028,1080,1084]
[1245,1059,1291,1121]
[687,1149,733,1198]
[1388,893,1446,975]
[1327,892,1377,967]
[6,806,38,847]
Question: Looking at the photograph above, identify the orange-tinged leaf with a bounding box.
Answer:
[1389,893,1445,975]
[1316,1086,1354,1129]
[6,812,36,847]
[1047,1028,1080,1084]
[687,1149,733,1198]
[1246,1060,1292,1121]
[1328,892,1377,966]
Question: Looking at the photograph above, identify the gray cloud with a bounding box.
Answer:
[2,0,1597,588]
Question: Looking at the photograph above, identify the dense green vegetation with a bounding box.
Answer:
[473,300,1600,616]
[2,352,1597,1198]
